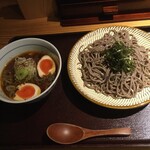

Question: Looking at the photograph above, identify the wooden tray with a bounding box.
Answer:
[1,29,150,149]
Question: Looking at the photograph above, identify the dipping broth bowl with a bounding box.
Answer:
[0,38,62,104]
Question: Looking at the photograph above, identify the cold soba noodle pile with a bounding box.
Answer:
[78,30,150,99]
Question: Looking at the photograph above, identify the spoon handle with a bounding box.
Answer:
[83,127,131,139]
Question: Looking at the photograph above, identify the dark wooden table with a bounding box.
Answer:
[1,29,150,149]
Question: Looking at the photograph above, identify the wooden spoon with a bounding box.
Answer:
[46,123,131,144]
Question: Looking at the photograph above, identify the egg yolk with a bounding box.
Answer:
[16,85,35,100]
[39,59,53,75]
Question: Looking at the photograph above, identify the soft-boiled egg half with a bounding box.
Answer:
[37,55,56,78]
[14,83,41,101]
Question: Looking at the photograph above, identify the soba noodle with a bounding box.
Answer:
[78,30,150,99]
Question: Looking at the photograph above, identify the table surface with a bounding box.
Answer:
[1,29,150,149]
[0,18,150,49]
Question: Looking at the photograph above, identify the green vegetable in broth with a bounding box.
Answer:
[15,68,29,80]
[14,57,37,82]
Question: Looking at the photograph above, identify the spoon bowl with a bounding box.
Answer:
[46,123,131,144]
